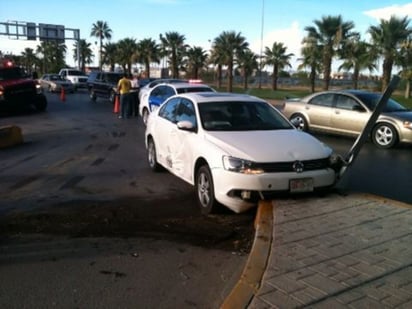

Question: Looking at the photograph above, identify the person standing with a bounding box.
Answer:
[117,73,132,119]
[130,74,140,117]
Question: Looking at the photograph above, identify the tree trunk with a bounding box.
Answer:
[353,67,360,90]
[381,58,393,91]
[272,65,278,91]
[227,61,233,92]
[405,80,411,99]
[310,68,316,93]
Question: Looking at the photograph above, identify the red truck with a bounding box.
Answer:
[0,59,47,112]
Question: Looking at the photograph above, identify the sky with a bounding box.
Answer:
[1,0,411,73]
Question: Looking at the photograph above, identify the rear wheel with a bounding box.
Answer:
[372,123,398,149]
[195,165,221,215]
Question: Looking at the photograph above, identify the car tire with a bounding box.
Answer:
[290,113,308,131]
[34,95,47,112]
[147,138,162,172]
[109,91,116,104]
[142,108,150,126]
[195,165,221,215]
[372,123,398,149]
[89,90,97,102]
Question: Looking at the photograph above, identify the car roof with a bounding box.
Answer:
[153,82,212,89]
[174,92,266,103]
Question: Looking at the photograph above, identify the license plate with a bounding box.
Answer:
[290,178,314,193]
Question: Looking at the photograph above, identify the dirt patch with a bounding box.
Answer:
[0,195,256,254]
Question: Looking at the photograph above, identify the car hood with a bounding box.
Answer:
[204,129,332,162]
[384,110,412,121]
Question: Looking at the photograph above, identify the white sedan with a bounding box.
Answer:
[145,92,339,214]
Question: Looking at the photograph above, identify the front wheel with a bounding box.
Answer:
[372,123,398,149]
[195,165,221,215]
[147,138,162,172]
[89,90,97,102]
[142,108,150,126]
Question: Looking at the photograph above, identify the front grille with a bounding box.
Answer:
[255,158,330,173]
[4,84,37,105]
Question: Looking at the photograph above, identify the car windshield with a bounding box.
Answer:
[352,92,408,112]
[68,70,85,76]
[50,75,64,81]
[0,67,28,80]
[177,87,213,94]
[106,74,121,83]
[198,101,293,131]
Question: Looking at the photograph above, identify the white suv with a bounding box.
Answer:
[58,68,88,90]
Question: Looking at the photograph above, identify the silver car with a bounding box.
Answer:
[39,74,75,93]
[280,90,412,149]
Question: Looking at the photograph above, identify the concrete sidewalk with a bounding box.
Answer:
[223,193,412,308]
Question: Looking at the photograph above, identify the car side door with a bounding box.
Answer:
[168,98,197,182]
[306,93,335,131]
[331,94,369,135]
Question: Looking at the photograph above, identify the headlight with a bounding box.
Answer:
[222,156,264,174]
[35,84,42,94]
[329,153,345,172]
[403,121,412,130]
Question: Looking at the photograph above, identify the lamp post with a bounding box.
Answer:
[258,0,265,89]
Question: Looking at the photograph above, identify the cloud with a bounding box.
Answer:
[364,3,412,21]
[250,21,303,71]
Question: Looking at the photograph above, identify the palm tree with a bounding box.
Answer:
[159,31,187,78]
[236,48,258,90]
[338,35,377,89]
[368,16,412,91]
[20,47,38,73]
[73,39,93,72]
[304,15,356,90]
[136,38,160,78]
[263,42,294,90]
[208,45,225,88]
[36,41,67,73]
[90,20,112,70]
[102,42,118,71]
[213,31,249,92]
[298,37,322,93]
[116,38,138,75]
[185,46,208,79]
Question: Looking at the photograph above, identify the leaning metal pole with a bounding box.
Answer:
[338,75,401,178]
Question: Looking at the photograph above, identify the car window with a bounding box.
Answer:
[68,70,85,76]
[309,93,334,107]
[158,97,180,123]
[335,95,363,111]
[176,98,196,126]
[199,101,293,131]
[151,86,165,96]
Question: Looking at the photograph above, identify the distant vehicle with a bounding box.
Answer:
[145,92,339,214]
[0,58,47,112]
[139,82,214,125]
[39,74,75,93]
[87,71,123,103]
[138,78,188,102]
[280,89,412,149]
[58,68,88,90]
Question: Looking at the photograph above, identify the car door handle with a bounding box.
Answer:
[335,110,340,114]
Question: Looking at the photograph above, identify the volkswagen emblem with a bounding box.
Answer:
[293,161,304,173]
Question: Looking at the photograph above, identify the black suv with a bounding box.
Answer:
[87,71,123,103]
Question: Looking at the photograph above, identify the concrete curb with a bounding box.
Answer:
[0,125,23,149]
[220,200,273,309]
